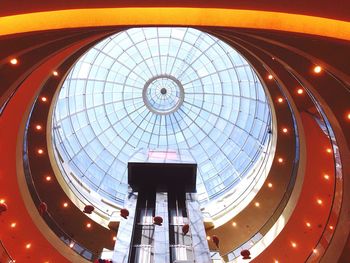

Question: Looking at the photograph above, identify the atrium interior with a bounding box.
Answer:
[1,1,350,263]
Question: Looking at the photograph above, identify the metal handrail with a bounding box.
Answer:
[0,240,14,263]
[22,104,99,261]
[300,73,344,262]
[222,81,300,261]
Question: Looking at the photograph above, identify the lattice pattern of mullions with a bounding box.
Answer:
[53,27,271,206]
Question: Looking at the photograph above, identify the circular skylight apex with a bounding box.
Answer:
[53,27,271,210]
[143,75,184,115]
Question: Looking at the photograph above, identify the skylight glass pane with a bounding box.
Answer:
[53,27,272,207]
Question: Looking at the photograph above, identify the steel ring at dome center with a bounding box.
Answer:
[142,74,185,115]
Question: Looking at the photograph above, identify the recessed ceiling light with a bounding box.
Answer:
[35,125,42,130]
[326,148,332,153]
[317,199,323,205]
[297,88,304,95]
[254,202,260,207]
[278,157,284,163]
[10,222,17,228]
[45,176,52,182]
[63,202,69,208]
[53,71,59,76]
[282,128,288,133]
[313,66,322,74]
[86,223,92,228]
[41,96,47,102]
[268,74,273,80]
[277,97,284,103]
[37,149,44,155]
[10,58,18,65]
[324,174,330,180]
[268,182,273,188]
[306,222,311,228]
[25,243,31,249]
[291,241,297,248]
[232,221,237,227]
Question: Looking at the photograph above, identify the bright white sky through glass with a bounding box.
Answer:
[53,27,271,206]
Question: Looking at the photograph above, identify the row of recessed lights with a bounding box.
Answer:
[207,65,306,245]
[9,57,59,77]
[31,90,118,244]
[269,65,350,120]
[274,132,333,260]
[8,219,96,230]
[220,66,334,261]
[253,146,333,262]
[1,197,47,262]
[272,65,335,239]
[222,66,320,245]
[35,96,49,157]
[7,217,98,263]
[267,65,322,81]
[26,82,111,258]
[4,188,118,261]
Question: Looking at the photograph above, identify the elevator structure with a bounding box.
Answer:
[112,150,211,263]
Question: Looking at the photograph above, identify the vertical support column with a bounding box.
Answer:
[112,191,138,263]
[154,192,170,263]
[186,193,211,263]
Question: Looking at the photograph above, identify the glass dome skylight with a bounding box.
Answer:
[53,27,271,208]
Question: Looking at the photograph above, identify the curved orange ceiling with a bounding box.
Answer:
[1,0,350,21]
[1,8,350,40]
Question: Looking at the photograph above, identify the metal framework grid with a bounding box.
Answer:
[53,27,271,208]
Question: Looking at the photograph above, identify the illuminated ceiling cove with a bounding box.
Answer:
[52,27,272,207]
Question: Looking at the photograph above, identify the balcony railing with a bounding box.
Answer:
[22,107,99,261]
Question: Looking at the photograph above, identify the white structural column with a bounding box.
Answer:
[186,193,212,263]
[112,191,138,262]
[154,192,170,263]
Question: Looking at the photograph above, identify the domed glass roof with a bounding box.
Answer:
[53,27,271,208]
